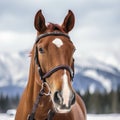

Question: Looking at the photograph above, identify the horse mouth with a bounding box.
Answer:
[54,105,71,113]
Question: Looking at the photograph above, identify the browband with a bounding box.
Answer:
[35,31,70,44]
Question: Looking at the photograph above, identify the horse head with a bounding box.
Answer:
[34,10,76,113]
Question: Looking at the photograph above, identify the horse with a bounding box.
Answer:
[15,10,86,120]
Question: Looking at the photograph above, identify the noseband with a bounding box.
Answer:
[28,31,74,120]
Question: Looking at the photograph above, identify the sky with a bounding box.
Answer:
[0,0,120,57]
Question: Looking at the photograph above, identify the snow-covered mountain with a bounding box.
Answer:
[0,51,29,96]
[0,50,120,96]
[73,54,120,95]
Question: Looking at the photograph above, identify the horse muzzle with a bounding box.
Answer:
[53,91,76,113]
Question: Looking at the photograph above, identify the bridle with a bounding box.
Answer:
[28,31,74,120]
[35,31,74,82]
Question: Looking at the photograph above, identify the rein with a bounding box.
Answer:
[28,31,74,120]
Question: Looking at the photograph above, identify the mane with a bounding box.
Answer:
[47,23,65,33]
[29,44,36,58]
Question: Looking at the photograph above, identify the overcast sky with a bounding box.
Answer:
[0,0,120,56]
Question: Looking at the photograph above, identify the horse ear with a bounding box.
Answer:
[62,10,75,33]
[34,10,47,33]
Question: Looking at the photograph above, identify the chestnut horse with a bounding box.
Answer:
[15,10,86,120]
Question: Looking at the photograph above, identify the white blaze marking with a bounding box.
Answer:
[62,70,71,107]
[52,38,63,48]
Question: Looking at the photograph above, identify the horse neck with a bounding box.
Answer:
[26,48,42,99]
[26,48,52,118]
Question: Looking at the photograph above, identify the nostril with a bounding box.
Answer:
[70,93,76,105]
[54,91,63,105]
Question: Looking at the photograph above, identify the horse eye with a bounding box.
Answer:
[39,48,44,53]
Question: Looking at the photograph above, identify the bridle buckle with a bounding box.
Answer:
[40,82,51,96]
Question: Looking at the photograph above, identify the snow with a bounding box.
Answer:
[0,113,120,120]
[84,70,112,93]
[89,84,96,94]
[0,52,29,88]
[0,113,15,120]
[87,114,120,120]
[73,52,120,94]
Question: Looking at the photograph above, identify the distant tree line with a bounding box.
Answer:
[0,85,120,113]
[78,84,120,114]
[0,93,19,113]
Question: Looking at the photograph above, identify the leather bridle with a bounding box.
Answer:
[28,31,74,120]
[35,31,74,82]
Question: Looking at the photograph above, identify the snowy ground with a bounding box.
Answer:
[0,113,14,120]
[0,114,120,120]
[87,114,120,120]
